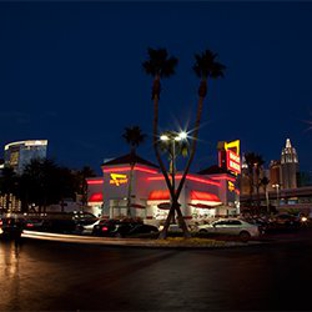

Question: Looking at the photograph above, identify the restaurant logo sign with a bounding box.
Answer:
[228,181,235,192]
[217,139,241,175]
[110,173,128,186]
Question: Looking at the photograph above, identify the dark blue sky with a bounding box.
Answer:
[1,1,312,175]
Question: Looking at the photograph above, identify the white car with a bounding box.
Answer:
[197,218,260,241]
[76,219,101,235]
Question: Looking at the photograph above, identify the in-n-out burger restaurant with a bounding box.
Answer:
[87,140,241,223]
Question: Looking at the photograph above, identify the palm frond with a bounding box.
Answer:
[143,47,178,78]
[193,49,225,79]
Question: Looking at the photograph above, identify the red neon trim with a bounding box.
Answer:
[181,175,220,186]
[89,192,103,202]
[147,176,167,181]
[103,166,131,172]
[147,175,220,186]
[87,180,104,185]
[210,176,236,182]
[103,165,158,174]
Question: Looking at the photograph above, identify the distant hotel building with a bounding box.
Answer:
[4,139,48,174]
[267,138,299,191]
[280,138,299,189]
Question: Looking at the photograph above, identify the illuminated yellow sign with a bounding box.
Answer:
[223,139,240,155]
[110,173,128,186]
[228,181,235,192]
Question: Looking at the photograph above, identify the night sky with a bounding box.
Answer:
[1,1,312,175]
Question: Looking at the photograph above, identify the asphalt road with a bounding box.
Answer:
[1,229,312,311]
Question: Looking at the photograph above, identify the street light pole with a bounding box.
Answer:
[273,183,280,208]
[160,131,187,224]
[171,138,176,223]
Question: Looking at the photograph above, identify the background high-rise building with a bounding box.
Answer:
[4,140,48,174]
[281,138,299,189]
[269,160,281,186]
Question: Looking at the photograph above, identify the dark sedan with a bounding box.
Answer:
[126,223,159,237]
[92,219,136,237]
[0,217,24,239]
[92,219,158,238]
[271,213,301,227]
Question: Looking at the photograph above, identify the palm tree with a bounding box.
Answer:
[73,166,97,208]
[260,176,270,213]
[143,48,225,238]
[122,126,146,155]
[244,152,257,210]
[254,155,265,209]
[173,50,225,236]
[20,158,68,213]
[122,126,146,217]
[244,152,265,211]
[143,48,180,237]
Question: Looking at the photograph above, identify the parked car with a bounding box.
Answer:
[24,217,77,233]
[271,213,301,227]
[75,217,108,235]
[71,211,98,226]
[0,217,24,239]
[126,223,159,237]
[24,218,48,231]
[241,217,269,234]
[23,211,99,234]
[159,223,183,232]
[197,218,261,241]
[92,219,141,238]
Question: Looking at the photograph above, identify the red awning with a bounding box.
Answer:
[88,192,103,202]
[190,190,221,202]
[148,190,171,201]
[189,190,222,208]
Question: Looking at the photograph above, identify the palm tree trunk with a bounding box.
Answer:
[126,161,135,218]
[248,172,253,208]
[174,87,206,237]
[152,76,177,239]
[265,187,270,213]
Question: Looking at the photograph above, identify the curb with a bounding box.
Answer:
[21,230,263,249]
